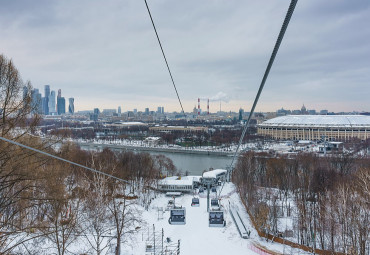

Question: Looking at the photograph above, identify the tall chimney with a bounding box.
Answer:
[207,99,209,115]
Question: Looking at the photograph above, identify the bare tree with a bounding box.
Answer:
[81,155,114,255]
[107,181,142,255]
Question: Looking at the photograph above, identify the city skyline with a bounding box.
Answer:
[1,1,369,112]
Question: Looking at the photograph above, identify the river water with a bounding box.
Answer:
[79,144,232,176]
[147,151,231,176]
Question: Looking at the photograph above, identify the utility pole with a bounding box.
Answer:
[153,224,155,254]
[162,228,164,254]
[207,182,210,212]
[177,240,181,255]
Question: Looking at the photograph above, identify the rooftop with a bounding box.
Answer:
[258,115,370,128]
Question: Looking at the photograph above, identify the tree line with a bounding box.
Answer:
[233,151,369,255]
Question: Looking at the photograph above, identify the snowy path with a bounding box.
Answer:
[124,184,261,255]
[120,183,309,255]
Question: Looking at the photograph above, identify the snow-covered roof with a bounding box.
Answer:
[159,176,199,186]
[258,115,370,128]
[202,169,227,179]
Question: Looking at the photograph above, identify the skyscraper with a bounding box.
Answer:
[23,86,29,110]
[43,85,50,115]
[44,85,50,98]
[118,106,121,114]
[57,98,65,115]
[68,98,74,114]
[49,90,56,115]
[56,89,65,115]
[42,97,49,115]
[31,89,42,114]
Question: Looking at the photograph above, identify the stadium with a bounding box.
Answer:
[257,115,370,141]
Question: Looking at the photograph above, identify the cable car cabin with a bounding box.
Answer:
[210,199,220,210]
[168,208,186,225]
[209,211,226,227]
[211,187,217,193]
[191,197,200,207]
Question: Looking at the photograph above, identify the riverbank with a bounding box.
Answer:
[78,142,234,157]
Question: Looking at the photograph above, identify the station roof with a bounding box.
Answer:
[202,169,227,179]
[158,176,200,186]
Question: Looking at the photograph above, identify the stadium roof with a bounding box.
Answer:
[258,115,370,128]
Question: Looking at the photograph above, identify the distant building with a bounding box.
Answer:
[56,89,65,115]
[238,108,244,121]
[49,91,57,115]
[90,108,100,121]
[44,85,50,99]
[320,110,328,115]
[150,126,208,133]
[308,109,316,115]
[258,115,370,141]
[57,97,66,115]
[42,97,49,115]
[161,107,164,114]
[145,108,150,115]
[301,104,307,115]
[127,111,134,117]
[102,109,116,116]
[118,106,121,114]
[276,107,291,116]
[23,86,29,109]
[31,89,42,114]
[68,98,75,114]
[43,85,50,115]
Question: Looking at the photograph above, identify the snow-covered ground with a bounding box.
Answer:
[121,183,308,255]
[9,183,310,254]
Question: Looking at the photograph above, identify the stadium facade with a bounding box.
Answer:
[257,115,370,141]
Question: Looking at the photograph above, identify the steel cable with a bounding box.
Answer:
[0,136,129,184]
[219,0,298,196]
[144,0,186,118]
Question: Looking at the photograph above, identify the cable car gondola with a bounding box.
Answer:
[191,197,200,207]
[209,210,226,227]
[210,199,220,210]
[168,207,186,225]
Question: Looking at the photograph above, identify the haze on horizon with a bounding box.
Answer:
[0,0,369,113]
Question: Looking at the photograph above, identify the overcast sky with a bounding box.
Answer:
[1,0,369,113]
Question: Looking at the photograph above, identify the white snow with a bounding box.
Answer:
[202,169,227,179]
[259,115,370,128]
[120,183,309,255]
[158,176,197,186]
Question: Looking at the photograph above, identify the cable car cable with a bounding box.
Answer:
[144,0,186,118]
[219,0,298,196]
[0,136,130,184]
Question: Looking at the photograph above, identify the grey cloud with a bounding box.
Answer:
[0,0,369,112]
